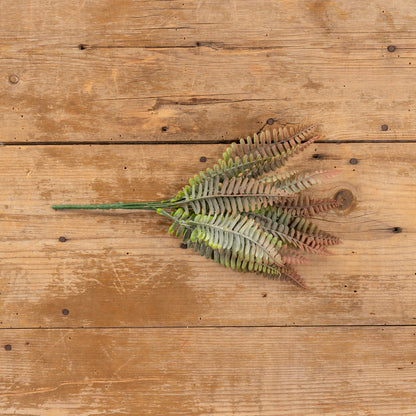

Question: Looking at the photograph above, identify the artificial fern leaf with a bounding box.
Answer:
[185,228,308,287]
[278,266,308,289]
[223,125,318,163]
[259,170,340,194]
[272,195,339,217]
[221,127,319,181]
[52,122,341,289]
[161,209,285,268]
[163,207,311,288]
[170,154,267,202]
[254,263,307,288]
[191,240,307,288]
[246,206,340,252]
[280,246,308,265]
[174,126,320,199]
[170,176,294,215]
[289,215,340,246]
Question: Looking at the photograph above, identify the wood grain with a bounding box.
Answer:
[1,327,416,415]
[1,142,415,328]
[1,0,416,143]
[2,1,416,414]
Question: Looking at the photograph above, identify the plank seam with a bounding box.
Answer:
[2,324,416,330]
[1,139,415,146]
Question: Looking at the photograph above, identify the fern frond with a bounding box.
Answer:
[245,206,340,253]
[171,176,294,215]
[161,208,286,268]
[259,170,340,193]
[222,127,319,180]
[223,125,319,163]
[273,195,339,216]
[187,239,307,288]
[53,122,340,289]
[170,155,265,202]
[173,126,320,199]
[279,266,308,289]
[279,246,308,265]
[163,208,312,288]
[257,263,307,288]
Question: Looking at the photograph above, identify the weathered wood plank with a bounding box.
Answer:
[1,0,416,142]
[1,327,416,415]
[3,0,416,47]
[1,143,415,328]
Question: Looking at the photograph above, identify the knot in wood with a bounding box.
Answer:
[334,189,354,210]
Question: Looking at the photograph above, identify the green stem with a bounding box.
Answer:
[52,201,168,210]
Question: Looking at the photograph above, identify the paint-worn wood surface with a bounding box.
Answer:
[1,143,415,329]
[1,327,416,415]
[1,1,416,415]
[1,0,416,143]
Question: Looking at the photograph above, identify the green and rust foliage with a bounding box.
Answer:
[53,125,340,288]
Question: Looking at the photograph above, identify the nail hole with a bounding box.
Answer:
[200,156,207,162]
[392,226,402,233]
[62,308,70,316]
[78,44,87,50]
[196,41,201,46]
[312,153,321,159]
[161,126,168,132]
[58,236,67,243]
[381,124,388,131]
[4,344,12,351]
[8,74,19,84]
[349,158,358,165]
[262,293,267,298]
[387,45,396,52]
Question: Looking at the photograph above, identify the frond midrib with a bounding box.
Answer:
[172,191,291,205]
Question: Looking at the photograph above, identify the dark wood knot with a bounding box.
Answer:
[334,189,354,210]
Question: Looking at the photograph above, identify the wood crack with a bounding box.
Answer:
[151,96,272,111]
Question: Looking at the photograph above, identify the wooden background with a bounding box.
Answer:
[1,1,416,414]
